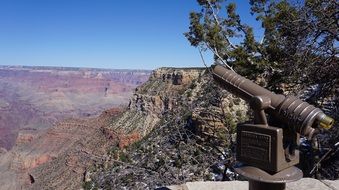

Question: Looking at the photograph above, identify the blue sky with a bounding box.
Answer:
[0,0,263,70]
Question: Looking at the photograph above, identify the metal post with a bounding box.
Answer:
[235,166,302,190]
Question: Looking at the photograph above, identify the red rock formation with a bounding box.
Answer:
[117,132,141,149]
[0,66,150,150]
[0,108,124,190]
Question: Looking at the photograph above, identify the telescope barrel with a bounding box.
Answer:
[212,65,284,107]
[212,65,334,137]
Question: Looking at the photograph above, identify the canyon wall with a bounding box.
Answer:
[0,66,150,150]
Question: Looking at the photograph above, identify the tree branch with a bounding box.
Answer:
[206,0,236,50]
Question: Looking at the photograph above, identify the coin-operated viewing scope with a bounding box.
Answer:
[212,64,334,190]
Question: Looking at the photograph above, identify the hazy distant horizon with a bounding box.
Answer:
[0,63,209,71]
[0,63,152,71]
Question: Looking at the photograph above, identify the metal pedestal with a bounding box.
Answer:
[235,166,303,190]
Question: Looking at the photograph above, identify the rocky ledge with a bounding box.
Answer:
[166,178,339,190]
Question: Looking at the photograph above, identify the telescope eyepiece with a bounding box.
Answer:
[318,113,334,130]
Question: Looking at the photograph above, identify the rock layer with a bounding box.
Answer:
[0,108,122,190]
[0,65,150,150]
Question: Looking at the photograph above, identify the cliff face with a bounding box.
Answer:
[0,66,151,190]
[110,68,205,138]
[0,66,150,151]
[27,110,119,190]
[89,67,249,189]
[0,108,122,190]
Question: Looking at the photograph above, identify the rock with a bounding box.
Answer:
[166,181,247,190]
[165,178,339,190]
[0,109,122,190]
[0,66,151,151]
[115,68,206,138]
[84,170,91,182]
[322,180,339,190]
[287,178,333,190]
[90,68,252,189]
[117,132,141,148]
[0,148,7,156]
[15,133,34,145]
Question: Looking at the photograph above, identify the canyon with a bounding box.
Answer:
[0,66,150,189]
[0,65,150,150]
[0,66,337,189]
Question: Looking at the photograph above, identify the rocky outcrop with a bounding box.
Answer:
[90,67,250,189]
[0,108,123,190]
[112,68,207,137]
